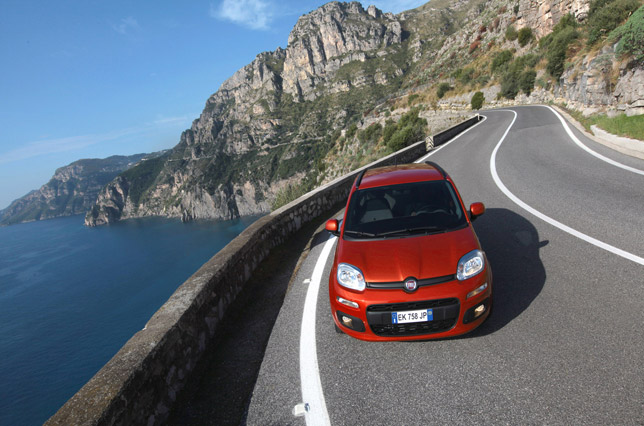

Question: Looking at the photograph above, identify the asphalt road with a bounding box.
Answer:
[246,105,644,425]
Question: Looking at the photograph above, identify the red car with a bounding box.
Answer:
[325,162,492,341]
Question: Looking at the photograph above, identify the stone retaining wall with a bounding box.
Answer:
[47,116,479,426]
[432,115,481,148]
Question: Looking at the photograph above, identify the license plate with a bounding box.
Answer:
[391,308,433,324]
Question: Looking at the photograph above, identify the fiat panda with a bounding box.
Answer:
[325,162,492,341]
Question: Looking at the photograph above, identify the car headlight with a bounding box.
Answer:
[337,263,366,291]
[457,249,485,281]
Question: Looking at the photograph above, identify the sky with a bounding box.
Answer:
[0,0,428,209]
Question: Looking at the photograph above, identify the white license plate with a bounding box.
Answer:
[391,308,433,324]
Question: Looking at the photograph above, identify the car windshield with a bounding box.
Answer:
[343,180,467,239]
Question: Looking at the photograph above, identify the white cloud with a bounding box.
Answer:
[0,117,193,165]
[112,16,140,35]
[150,115,194,127]
[211,0,273,30]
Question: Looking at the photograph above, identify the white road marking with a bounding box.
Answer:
[490,109,644,266]
[542,105,644,175]
[300,235,337,426]
[416,115,487,162]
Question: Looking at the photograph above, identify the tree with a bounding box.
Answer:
[471,92,485,110]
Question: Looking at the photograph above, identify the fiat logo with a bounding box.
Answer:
[404,278,418,292]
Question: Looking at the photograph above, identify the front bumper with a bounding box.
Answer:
[330,268,492,341]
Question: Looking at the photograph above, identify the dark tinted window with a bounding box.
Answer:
[343,180,466,239]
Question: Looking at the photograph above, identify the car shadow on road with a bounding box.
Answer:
[465,207,548,338]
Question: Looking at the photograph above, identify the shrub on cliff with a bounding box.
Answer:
[519,70,537,95]
[471,91,485,110]
[587,0,640,45]
[358,122,383,145]
[540,14,579,79]
[611,5,644,63]
[384,109,428,152]
[491,50,514,74]
[518,27,534,46]
[500,70,520,99]
[436,82,453,99]
[505,25,518,41]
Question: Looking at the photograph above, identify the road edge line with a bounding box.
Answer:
[541,105,644,175]
[490,109,644,267]
[300,236,336,426]
[416,114,488,162]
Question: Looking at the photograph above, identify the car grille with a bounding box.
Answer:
[366,298,459,337]
[370,319,456,336]
[367,298,458,312]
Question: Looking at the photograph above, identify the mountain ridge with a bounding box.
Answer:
[0,152,166,226]
[81,0,643,226]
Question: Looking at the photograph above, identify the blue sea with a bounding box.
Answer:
[0,214,259,426]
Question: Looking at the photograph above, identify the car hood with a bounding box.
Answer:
[337,227,479,282]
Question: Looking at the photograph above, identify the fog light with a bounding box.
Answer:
[336,311,366,332]
[463,298,489,324]
[467,282,488,299]
[337,297,359,309]
[474,304,486,318]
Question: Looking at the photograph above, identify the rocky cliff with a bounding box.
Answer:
[86,1,411,226]
[86,0,643,226]
[0,153,162,226]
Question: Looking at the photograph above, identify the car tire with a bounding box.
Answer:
[334,323,344,334]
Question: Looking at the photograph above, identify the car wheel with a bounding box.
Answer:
[334,323,344,334]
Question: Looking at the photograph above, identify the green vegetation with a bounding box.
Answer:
[587,0,640,45]
[611,5,644,63]
[383,108,428,152]
[518,27,534,46]
[497,53,539,99]
[565,107,644,141]
[539,14,579,79]
[455,67,476,85]
[271,183,309,210]
[436,82,453,98]
[471,91,485,110]
[358,123,383,145]
[118,154,169,206]
[505,25,518,41]
[491,50,514,73]
[519,70,537,95]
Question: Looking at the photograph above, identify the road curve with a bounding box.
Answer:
[247,105,644,425]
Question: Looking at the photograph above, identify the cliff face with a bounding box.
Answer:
[86,1,408,226]
[516,0,590,37]
[0,153,159,225]
[85,0,643,226]
[282,2,402,100]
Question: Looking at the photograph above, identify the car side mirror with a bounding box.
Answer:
[469,202,485,221]
[325,219,340,236]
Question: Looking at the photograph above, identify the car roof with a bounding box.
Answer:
[357,163,446,190]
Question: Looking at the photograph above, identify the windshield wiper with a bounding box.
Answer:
[376,226,446,237]
[344,230,377,238]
